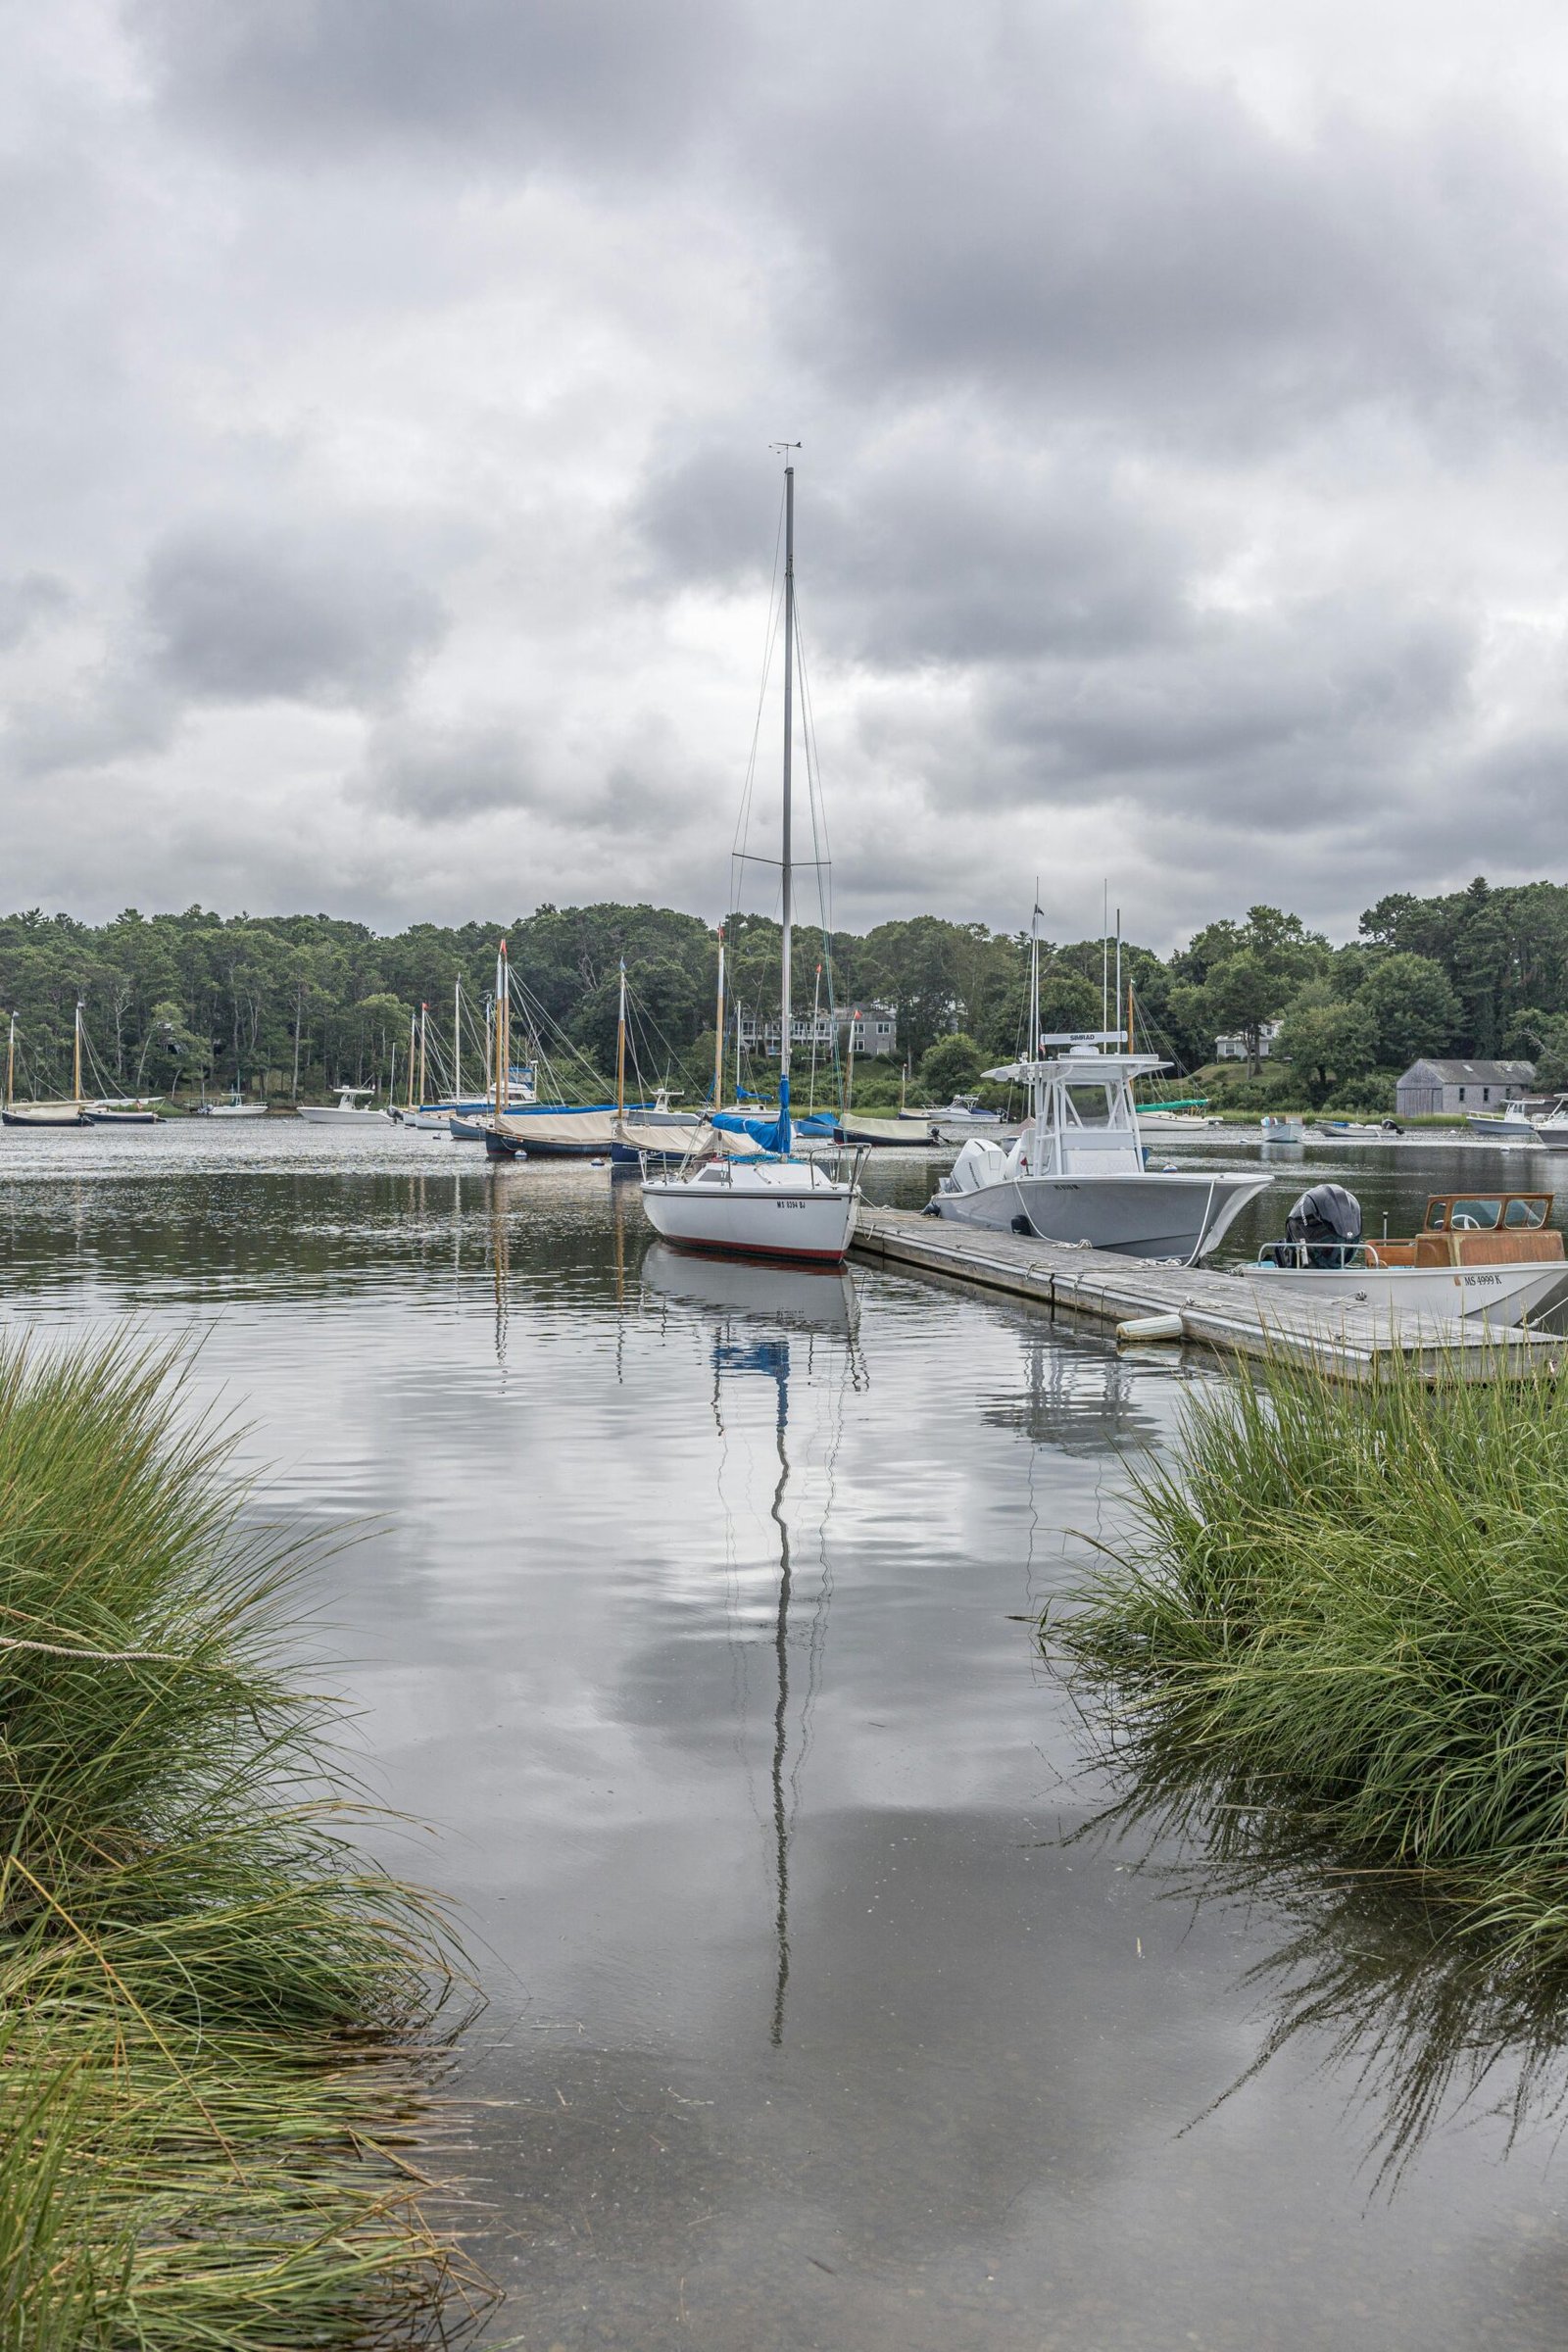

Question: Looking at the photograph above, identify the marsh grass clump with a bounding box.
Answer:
[1052,1346,1568,1964]
[0,1331,484,2349]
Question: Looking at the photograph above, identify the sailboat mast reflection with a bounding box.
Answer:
[767,1335,794,2045]
[711,1322,797,2043]
[644,1242,861,2048]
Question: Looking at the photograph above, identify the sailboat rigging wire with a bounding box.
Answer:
[730,481,789,919]
[792,607,845,1103]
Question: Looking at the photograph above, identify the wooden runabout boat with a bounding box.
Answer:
[1243,1187,1568,1328]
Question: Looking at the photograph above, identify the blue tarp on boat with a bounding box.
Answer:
[711,1073,793,1156]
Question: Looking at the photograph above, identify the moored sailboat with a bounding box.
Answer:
[2,1007,91,1128]
[641,458,859,1265]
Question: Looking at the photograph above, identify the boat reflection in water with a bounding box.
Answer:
[641,1243,861,2044]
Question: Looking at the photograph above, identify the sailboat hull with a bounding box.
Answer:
[641,1164,858,1264]
[3,1105,91,1128]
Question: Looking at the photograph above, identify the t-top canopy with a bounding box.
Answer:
[982,1051,1171,1085]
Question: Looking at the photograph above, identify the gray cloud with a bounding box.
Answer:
[638,433,1193,665]
[362,717,540,824]
[0,1,1563,942]
[127,0,746,172]
[0,573,73,652]
[143,525,447,707]
[753,10,1568,452]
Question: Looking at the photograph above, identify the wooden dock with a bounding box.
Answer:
[850,1207,1560,1381]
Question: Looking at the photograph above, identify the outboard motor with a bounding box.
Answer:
[1279,1183,1362,1268]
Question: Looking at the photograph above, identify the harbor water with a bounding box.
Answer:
[1,1122,1566,2348]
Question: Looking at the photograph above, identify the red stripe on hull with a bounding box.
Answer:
[654,1236,849,1267]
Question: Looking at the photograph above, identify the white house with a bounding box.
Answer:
[1215,1020,1282,1062]
[736,1003,899,1058]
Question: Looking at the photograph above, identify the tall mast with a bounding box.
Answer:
[73,1001,82,1107]
[808,960,821,1113]
[1114,908,1122,1049]
[5,1014,13,1110]
[1029,884,1041,1059]
[417,1004,427,1109]
[615,958,627,1122]
[454,980,462,1102]
[496,941,510,1119]
[713,926,726,1110]
[779,458,796,1107]
[407,1009,417,1110]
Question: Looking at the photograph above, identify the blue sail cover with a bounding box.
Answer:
[711,1072,793,1155]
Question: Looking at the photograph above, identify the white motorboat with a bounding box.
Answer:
[922,1098,1027,1147]
[194,1093,269,1118]
[931,1030,1269,1262]
[1260,1113,1305,1142]
[1466,1106,1538,1143]
[296,1086,392,1126]
[1240,1183,1568,1329]
[641,458,858,1267]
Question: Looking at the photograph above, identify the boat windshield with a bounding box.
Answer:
[1424,1195,1550,1232]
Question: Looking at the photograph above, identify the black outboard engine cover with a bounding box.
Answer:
[1281,1183,1361,1267]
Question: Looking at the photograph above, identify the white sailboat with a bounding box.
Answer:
[641,458,859,1266]
[931,916,1269,1261]
[2,1006,91,1128]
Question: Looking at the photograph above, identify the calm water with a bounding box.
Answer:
[3,1122,1567,2349]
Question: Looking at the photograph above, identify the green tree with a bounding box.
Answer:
[1355,953,1459,1069]
[1170,906,1330,1073]
[1274,982,1373,1106]
[917,1033,986,1099]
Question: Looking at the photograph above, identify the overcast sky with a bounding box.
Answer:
[6,1,1568,948]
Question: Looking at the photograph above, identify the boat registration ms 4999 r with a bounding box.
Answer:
[1243,1187,1568,1329]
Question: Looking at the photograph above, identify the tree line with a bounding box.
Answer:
[1,876,1563,1110]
